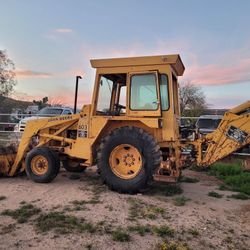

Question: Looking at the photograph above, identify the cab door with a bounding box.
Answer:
[127,71,162,117]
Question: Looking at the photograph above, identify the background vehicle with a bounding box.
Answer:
[196,115,223,135]
[0,54,249,194]
[15,107,73,132]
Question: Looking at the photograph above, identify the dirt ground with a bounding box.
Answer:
[0,168,249,250]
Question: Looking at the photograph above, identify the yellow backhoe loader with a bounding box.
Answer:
[0,54,249,193]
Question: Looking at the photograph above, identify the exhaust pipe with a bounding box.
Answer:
[74,75,82,114]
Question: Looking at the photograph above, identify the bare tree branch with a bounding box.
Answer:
[0,50,17,96]
[179,81,207,117]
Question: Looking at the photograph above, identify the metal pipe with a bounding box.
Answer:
[74,76,82,114]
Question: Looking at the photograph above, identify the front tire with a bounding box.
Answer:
[97,126,162,194]
[25,147,60,183]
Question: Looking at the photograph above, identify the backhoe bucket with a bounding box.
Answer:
[0,146,17,176]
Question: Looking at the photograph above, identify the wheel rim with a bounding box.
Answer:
[109,144,142,179]
[31,155,49,175]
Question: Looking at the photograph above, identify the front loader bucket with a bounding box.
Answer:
[0,146,17,176]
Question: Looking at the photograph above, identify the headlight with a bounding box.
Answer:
[14,124,19,132]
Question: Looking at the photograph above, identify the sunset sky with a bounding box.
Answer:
[1,0,250,109]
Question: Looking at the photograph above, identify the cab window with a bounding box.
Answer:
[160,74,169,110]
[96,73,127,115]
[130,74,158,110]
[97,76,113,113]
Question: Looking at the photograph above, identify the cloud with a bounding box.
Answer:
[54,28,73,33]
[207,95,248,109]
[15,70,53,78]
[78,39,250,86]
[183,58,250,85]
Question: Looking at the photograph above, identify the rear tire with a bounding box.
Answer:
[62,159,87,173]
[25,147,60,183]
[97,126,162,194]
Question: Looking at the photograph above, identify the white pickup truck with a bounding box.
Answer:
[15,106,74,132]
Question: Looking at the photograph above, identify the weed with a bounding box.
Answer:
[0,196,6,201]
[209,161,242,177]
[128,224,151,236]
[188,228,199,237]
[227,193,249,200]
[70,186,104,209]
[209,161,250,195]
[35,211,96,234]
[146,182,183,197]
[173,196,190,206]
[127,198,165,220]
[1,203,41,223]
[224,174,250,195]
[180,176,199,183]
[165,185,183,196]
[208,191,223,198]
[153,225,174,237]
[112,228,131,242]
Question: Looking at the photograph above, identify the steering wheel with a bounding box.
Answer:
[114,104,126,114]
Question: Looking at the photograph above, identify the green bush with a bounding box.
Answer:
[209,161,250,195]
[227,193,249,200]
[153,225,174,237]
[112,228,131,242]
[1,203,41,223]
[224,174,250,195]
[209,161,242,178]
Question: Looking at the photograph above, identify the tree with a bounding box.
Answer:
[0,50,17,96]
[179,81,207,117]
[33,96,49,110]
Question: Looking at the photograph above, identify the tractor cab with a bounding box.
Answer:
[90,55,184,118]
[90,55,185,142]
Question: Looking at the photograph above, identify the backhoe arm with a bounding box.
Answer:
[197,100,250,166]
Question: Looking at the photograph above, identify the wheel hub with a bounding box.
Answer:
[109,144,142,179]
[31,155,49,175]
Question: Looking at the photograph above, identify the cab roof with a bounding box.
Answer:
[90,54,185,76]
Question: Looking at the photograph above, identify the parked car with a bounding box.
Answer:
[196,115,223,135]
[15,107,74,132]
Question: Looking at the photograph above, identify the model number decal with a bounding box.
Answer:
[78,124,88,138]
[48,115,73,122]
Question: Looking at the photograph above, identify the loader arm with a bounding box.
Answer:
[0,114,80,176]
[196,100,250,166]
